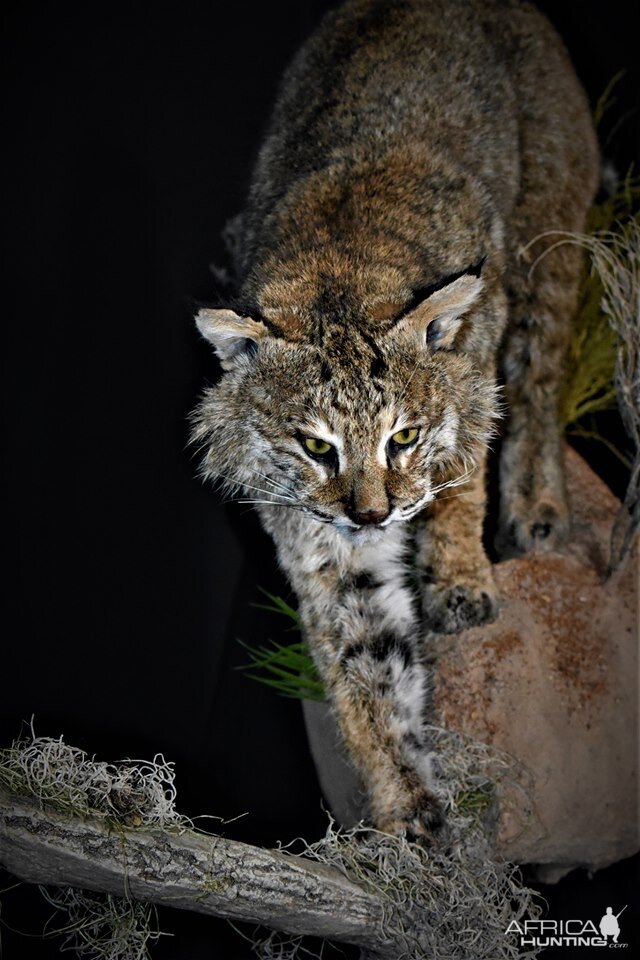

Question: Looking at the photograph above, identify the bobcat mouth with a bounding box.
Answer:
[306,507,335,524]
[397,492,435,521]
[333,509,405,536]
[306,495,432,531]
[334,521,390,543]
[342,516,394,530]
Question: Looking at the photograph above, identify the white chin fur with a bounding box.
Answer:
[334,524,383,544]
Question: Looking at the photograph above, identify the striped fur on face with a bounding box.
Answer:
[192,299,498,539]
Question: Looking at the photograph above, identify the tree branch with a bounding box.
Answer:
[0,786,392,957]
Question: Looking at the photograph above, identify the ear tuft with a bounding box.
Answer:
[196,308,269,369]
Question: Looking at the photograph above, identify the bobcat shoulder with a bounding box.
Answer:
[193,0,598,836]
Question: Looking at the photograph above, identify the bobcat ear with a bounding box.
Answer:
[395,270,485,350]
[195,308,270,369]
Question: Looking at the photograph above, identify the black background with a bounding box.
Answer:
[2,2,638,957]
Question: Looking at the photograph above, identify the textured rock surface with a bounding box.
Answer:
[303,448,638,878]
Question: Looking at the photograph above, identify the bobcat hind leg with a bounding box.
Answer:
[497,237,587,557]
[494,0,599,558]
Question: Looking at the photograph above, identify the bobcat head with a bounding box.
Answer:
[192,268,499,540]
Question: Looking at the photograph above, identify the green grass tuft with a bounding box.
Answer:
[252,588,302,627]
[454,782,495,816]
[238,638,324,702]
[239,590,324,700]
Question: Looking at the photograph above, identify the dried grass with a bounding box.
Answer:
[251,728,542,960]
[0,723,191,832]
[526,214,640,571]
[39,887,162,960]
[0,725,188,960]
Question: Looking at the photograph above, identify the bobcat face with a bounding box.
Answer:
[235,341,473,537]
[193,270,499,540]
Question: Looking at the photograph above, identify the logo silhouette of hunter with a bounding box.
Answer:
[599,905,627,942]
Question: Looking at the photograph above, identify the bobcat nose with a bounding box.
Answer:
[347,507,389,526]
[348,469,390,526]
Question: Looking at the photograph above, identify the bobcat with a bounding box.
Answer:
[192,0,598,837]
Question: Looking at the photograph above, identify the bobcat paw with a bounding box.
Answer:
[497,498,570,559]
[422,577,499,634]
[376,789,446,842]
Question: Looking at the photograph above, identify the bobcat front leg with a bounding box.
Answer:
[417,443,498,634]
[259,506,443,839]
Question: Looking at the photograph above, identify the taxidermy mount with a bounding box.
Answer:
[192,0,598,837]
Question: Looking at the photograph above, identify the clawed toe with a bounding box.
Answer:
[497,500,569,558]
[377,791,447,843]
[405,803,449,845]
[422,581,499,634]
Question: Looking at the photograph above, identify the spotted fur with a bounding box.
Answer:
[192,0,598,837]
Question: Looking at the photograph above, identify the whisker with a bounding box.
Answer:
[398,492,433,519]
[207,469,297,503]
[434,489,473,502]
[235,499,301,508]
[239,486,296,503]
[252,469,294,495]
[431,465,476,495]
[396,463,477,521]
[232,499,325,524]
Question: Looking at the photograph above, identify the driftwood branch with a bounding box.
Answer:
[0,786,395,957]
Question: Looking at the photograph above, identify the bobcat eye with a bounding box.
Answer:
[302,436,334,457]
[390,427,419,447]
